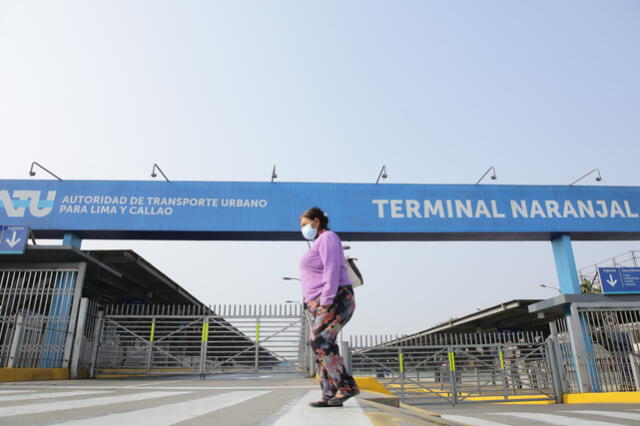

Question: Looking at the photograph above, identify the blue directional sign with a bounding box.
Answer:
[0,225,29,254]
[599,267,640,294]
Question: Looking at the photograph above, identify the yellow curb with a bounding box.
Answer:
[359,398,458,425]
[398,402,443,418]
[564,391,640,404]
[496,399,555,405]
[355,377,394,395]
[0,368,69,382]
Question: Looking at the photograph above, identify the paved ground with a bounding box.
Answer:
[433,402,640,425]
[7,373,639,425]
[0,373,446,425]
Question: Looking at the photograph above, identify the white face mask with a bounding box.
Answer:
[301,223,318,240]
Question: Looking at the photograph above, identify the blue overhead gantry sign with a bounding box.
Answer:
[0,180,639,241]
[1,179,640,295]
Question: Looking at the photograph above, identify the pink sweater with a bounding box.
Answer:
[299,230,351,305]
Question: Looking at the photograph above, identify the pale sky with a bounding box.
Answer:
[1,1,639,338]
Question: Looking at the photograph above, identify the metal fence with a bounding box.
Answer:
[579,250,640,288]
[96,304,311,377]
[0,265,84,368]
[551,306,640,393]
[348,332,556,405]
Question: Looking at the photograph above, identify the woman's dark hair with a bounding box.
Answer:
[301,206,330,231]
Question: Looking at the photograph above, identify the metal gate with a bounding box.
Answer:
[550,306,640,393]
[96,304,311,377]
[0,264,85,369]
[349,332,557,405]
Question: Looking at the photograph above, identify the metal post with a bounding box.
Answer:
[500,348,508,400]
[340,341,352,375]
[254,319,260,373]
[629,354,640,391]
[305,310,315,377]
[296,309,309,375]
[147,317,155,373]
[8,313,25,368]
[548,320,567,394]
[200,317,209,380]
[62,263,86,368]
[89,311,104,378]
[70,297,89,379]
[448,346,457,406]
[564,305,589,392]
[546,338,564,403]
[399,348,405,403]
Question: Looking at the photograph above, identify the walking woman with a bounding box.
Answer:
[299,206,360,407]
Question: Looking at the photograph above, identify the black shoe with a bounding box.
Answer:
[309,400,342,408]
[327,390,360,406]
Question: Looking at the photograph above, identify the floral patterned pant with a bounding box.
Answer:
[307,286,359,401]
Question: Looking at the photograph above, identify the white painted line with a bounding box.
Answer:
[52,391,269,426]
[0,385,316,391]
[496,412,624,425]
[562,410,640,421]
[0,390,110,403]
[125,381,165,388]
[273,390,372,426]
[0,391,186,418]
[441,415,509,426]
[0,390,31,394]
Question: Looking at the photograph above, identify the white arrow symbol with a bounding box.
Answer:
[5,231,21,248]
[607,274,618,287]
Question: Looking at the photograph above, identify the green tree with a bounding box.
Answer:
[580,276,602,294]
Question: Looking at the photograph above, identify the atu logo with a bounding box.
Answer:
[0,190,56,218]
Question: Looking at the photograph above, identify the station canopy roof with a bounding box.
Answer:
[0,245,204,306]
[408,299,548,337]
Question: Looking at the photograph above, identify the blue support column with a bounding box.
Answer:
[551,234,581,294]
[40,271,76,367]
[40,231,82,368]
[63,233,82,249]
[551,234,600,392]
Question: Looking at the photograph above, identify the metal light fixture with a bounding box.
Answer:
[271,165,278,183]
[475,166,497,185]
[28,162,62,180]
[282,277,300,281]
[570,169,602,186]
[151,163,170,182]
[376,165,388,184]
[540,284,561,293]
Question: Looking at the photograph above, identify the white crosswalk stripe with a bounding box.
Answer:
[52,390,269,426]
[273,390,372,426]
[441,414,509,426]
[0,390,110,403]
[562,410,640,421]
[495,411,625,425]
[0,391,187,418]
